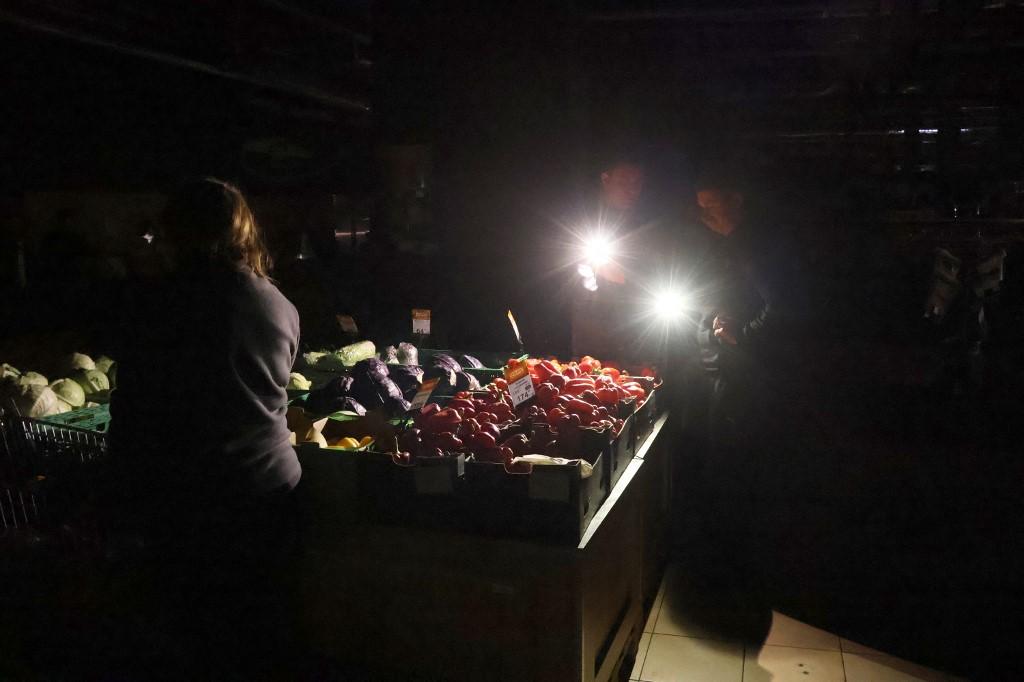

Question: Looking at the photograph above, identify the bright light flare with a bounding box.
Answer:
[652,289,691,321]
[582,233,614,266]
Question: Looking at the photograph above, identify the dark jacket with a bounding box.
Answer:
[685,222,795,380]
[108,263,301,505]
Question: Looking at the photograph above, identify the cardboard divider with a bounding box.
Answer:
[607,414,634,493]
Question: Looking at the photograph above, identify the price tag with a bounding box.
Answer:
[336,314,358,334]
[409,377,439,411]
[412,308,431,334]
[504,362,535,408]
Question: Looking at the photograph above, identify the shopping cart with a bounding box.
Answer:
[0,410,109,554]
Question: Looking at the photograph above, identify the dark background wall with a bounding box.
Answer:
[3,0,1024,354]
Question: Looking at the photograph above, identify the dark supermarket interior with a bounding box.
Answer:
[1,2,1023,680]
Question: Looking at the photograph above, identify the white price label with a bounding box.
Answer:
[508,374,535,407]
[412,308,431,334]
[504,362,535,408]
[409,378,439,411]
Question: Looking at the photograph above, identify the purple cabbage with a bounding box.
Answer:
[384,396,413,415]
[459,354,484,369]
[350,358,402,409]
[389,364,424,398]
[423,364,457,390]
[454,371,481,391]
[430,354,462,374]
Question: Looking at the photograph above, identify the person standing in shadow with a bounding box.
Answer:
[107,178,303,680]
[674,167,802,619]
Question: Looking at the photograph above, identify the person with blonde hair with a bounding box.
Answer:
[108,177,301,678]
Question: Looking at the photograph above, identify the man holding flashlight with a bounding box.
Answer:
[570,154,651,358]
[679,169,799,593]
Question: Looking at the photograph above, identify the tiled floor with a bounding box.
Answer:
[629,565,967,682]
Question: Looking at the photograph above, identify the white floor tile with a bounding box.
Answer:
[639,634,744,682]
[764,612,841,651]
[631,632,652,679]
[744,645,846,682]
[844,652,947,682]
[652,603,741,641]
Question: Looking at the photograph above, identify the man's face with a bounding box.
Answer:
[697,188,744,236]
[601,163,644,212]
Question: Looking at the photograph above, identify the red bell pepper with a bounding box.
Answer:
[548,374,567,389]
[620,382,646,398]
[547,406,567,426]
[535,360,560,381]
[558,413,583,430]
[488,402,515,422]
[448,398,476,412]
[597,386,619,406]
[458,418,480,438]
[467,431,497,450]
[426,431,463,452]
[563,378,596,395]
[535,382,559,409]
[579,389,601,405]
[424,408,462,433]
[562,365,580,379]
[478,422,501,440]
[502,433,530,456]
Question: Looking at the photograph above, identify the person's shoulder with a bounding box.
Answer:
[237,271,299,323]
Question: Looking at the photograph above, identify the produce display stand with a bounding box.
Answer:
[296,410,674,682]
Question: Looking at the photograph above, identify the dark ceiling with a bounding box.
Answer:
[2,0,1024,214]
[0,0,372,191]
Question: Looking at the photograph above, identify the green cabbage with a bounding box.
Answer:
[287,372,312,391]
[6,384,64,418]
[301,351,327,368]
[65,353,96,372]
[71,369,110,396]
[94,355,115,374]
[314,353,348,371]
[107,362,118,389]
[18,372,48,387]
[337,340,376,367]
[50,378,86,408]
[1,363,20,380]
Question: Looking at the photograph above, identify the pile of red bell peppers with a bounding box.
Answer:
[397,355,651,472]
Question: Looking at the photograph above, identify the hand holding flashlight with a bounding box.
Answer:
[578,233,619,291]
[713,315,738,345]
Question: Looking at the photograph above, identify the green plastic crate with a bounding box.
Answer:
[36,404,111,434]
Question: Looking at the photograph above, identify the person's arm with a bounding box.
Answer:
[739,265,778,344]
[714,248,789,348]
